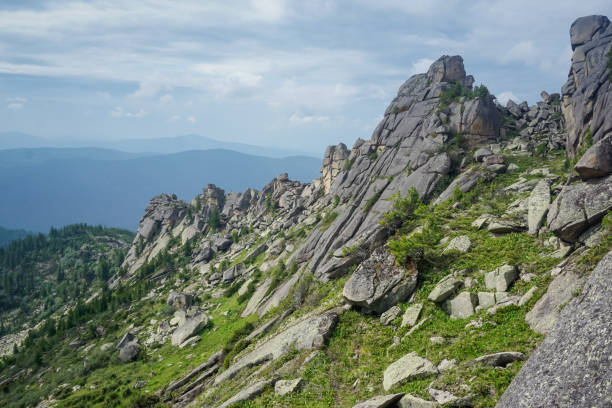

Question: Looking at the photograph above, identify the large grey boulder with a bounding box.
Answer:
[444,291,478,319]
[546,174,612,241]
[443,235,471,253]
[527,179,550,234]
[167,291,193,309]
[383,352,438,391]
[343,247,418,314]
[427,274,462,303]
[171,313,208,346]
[401,304,423,328]
[484,265,518,292]
[119,340,140,363]
[575,134,612,179]
[498,250,612,407]
[353,393,405,408]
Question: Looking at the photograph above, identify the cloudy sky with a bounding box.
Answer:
[1,1,610,155]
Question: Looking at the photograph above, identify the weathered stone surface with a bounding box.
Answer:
[428,275,462,303]
[398,394,439,408]
[434,170,490,205]
[383,352,438,391]
[518,286,537,307]
[274,378,303,396]
[429,389,472,406]
[546,174,612,241]
[343,247,418,314]
[575,134,612,179]
[171,313,208,346]
[527,179,550,234]
[526,262,585,334]
[119,341,140,363]
[445,292,478,319]
[401,304,423,328]
[484,265,518,292]
[562,15,612,156]
[218,378,277,408]
[443,235,471,253]
[477,292,496,309]
[498,250,612,407]
[214,310,339,385]
[241,277,273,317]
[380,306,402,325]
[353,393,405,408]
[471,351,526,367]
[167,291,193,309]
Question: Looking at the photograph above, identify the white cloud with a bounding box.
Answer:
[6,97,26,110]
[410,58,434,75]
[110,107,147,118]
[501,41,538,65]
[289,113,330,125]
[495,91,518,105]
[187,116,197,123]
[159,94,174,104]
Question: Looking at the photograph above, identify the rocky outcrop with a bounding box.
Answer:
[214,309,339,385]
[218,378,277,408]
[527,179,550,234]
[498,250,612,407]
[171,313,208,346]
[546,174,612,242]
[294,55,501,281]
[562,15,612,157]
[321,143,349,193]
[343,247,418,314]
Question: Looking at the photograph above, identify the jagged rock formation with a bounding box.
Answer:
[562,15,612,157]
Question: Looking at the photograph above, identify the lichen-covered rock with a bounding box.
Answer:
[575,133,612,179]
[470,351,525,367]
[484,264,518,292]
[401,304,423,328]
[274,378,303,396]
[383,352,438,391]
[171,313,208,346]
[443,235,471,253]
[343,247,417,314]
[353,393,405,408]
[546,174,612,241]
[444,291,478,319]
[398,394,439,408]
[119,340,140,363]
[498,250,612,407]
[427,274,462,303]
[167,291,193,309]
[380,306,402,326]
[218,378,277,408]
[527,179,550,234]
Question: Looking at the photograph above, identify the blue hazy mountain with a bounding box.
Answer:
[0,132,318,158]
[0,149,321,232]
[0,226,30,247]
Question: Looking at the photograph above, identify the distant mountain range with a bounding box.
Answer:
[0,132,318,158]
[0,147,321,232]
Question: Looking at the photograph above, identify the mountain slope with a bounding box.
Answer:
[0,149,320,232]
[0,226,30,248]
[0,15,610,408]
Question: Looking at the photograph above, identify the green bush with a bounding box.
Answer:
[320,211,339,231]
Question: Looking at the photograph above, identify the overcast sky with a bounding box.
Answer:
[1,1,610,155]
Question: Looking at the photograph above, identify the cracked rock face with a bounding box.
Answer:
[498,250,612,407]
[562,15,612,157]
[294,55,501,280]
[546,174,612,242]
